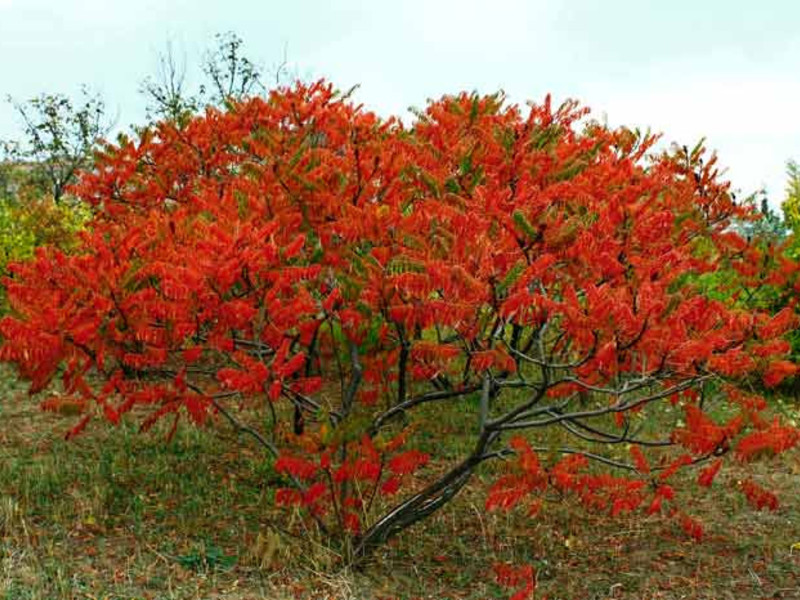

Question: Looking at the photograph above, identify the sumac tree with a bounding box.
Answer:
[1,81,798,564]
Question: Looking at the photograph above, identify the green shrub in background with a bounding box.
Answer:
[0,194,90,310]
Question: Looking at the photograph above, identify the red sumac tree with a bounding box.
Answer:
[2,80,798,563]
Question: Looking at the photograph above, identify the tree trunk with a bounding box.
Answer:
[352,435,492,563]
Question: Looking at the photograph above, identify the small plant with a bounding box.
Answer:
[175,541,237,572]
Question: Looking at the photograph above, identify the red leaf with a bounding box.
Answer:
[763,360,798,387]
[323,287,341,312]
[739,479,779,511]
[103,403,120,426]
[268,379,282,401]
[275,455,318,480]
[182,347,203,362]
[276,352,306,378]
[275,488,302,506]
[697,459,722,487]
[388,450,429,476]
[679,514,704,541]
[380,477,401,495]
[629,446,650,474]
[65,415,92,440]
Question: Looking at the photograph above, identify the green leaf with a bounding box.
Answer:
[512,210,538,241]
[497,261,526,296]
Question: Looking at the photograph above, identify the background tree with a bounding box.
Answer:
[735,191,786,244]
[140,32,267,127]
[0,197,90,309]
[1,82,798,566]
[139,40,200,126]
[201,31,265,106]
[781,159,800,257]
[782,159,800,226]
[2,87,110,203]
[0,161,15,201]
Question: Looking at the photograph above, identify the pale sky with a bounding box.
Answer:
[1,0,798,205]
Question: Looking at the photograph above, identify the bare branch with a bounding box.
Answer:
[558,413,673,447]
[207,394,279,457]
[478,374,491,433]
[341,340,362,419]
[370,384,482,433]
[481,445,637,472]
[498,376,710,431]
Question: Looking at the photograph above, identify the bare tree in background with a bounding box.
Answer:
[139,39,200,126]
[140,32,296,128]
[201,31,266,106]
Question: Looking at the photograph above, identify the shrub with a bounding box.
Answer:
[1,81,798,565]
[0,194,90,310]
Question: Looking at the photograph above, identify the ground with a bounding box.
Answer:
[0,365,798,600]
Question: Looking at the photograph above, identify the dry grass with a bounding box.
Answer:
[0,365,798,599]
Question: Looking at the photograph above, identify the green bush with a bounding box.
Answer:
[0,195,90,310]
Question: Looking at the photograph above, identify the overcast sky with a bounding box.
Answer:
[1,0,798,205]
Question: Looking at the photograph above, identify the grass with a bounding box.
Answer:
[0,364,798,599]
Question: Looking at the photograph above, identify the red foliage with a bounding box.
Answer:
[275,455,319,481]
[672,406,742,455]
[629,446,650,474]
[387,450,430,476]
[739,479,779,511]
[487,438,548,512]
[763,360,799,387]
[494,562,536,600]
[735,420,800,460]
[679,513,705,542]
